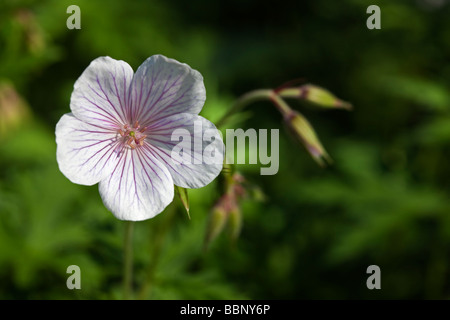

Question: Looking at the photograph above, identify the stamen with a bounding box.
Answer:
[117,122,147,150]
[127,137,136,149]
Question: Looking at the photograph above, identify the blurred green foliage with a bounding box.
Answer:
[0,0,449,299]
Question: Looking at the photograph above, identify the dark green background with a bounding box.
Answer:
[0,0,449,299]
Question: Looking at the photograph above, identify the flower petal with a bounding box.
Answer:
[129,55,205,126]
[70,56,134,128]
[98,147,174,221]
[144,113,224,189]
[56,113,121,186]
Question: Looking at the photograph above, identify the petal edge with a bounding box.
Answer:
[99,147,174,221]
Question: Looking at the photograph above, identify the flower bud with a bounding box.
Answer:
[204,205,228,250]
[279,84,352,110]
[284,110,331,166]
[205,172,250,248]
[227,206,242,241]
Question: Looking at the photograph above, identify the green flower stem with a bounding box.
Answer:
[215,89,293,128]
[215,89,272,128]
[138,204,176,299]
[268,91,292,117]
[277,87,302,99]
[123,221,134,300]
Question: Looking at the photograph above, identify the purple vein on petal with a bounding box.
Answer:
[77,129,116,135]
[143,143,185,177]
[107,148,128,209]
[89,140,122,174]
[139,73,184,124]
[109,70,127,122]
[85,83,123,125]
[81,94,119,125]
[151,75,184,107]
[75,138,117,167]
[134,66,162,123]
[146,117,179,132]
[71,138,112,152]
[130,150,142,206]
[96,75,126,124]
[142,72,173,119]
[135,148,157,204]
[157,82,190,109]
[137,145,169,183]
[139,148,163,203]
[143,142,206,175]
[120,64,132,123]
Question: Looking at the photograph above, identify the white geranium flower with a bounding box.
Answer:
[56,55,224,221]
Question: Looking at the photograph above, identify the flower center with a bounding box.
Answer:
[118,121,147,149]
